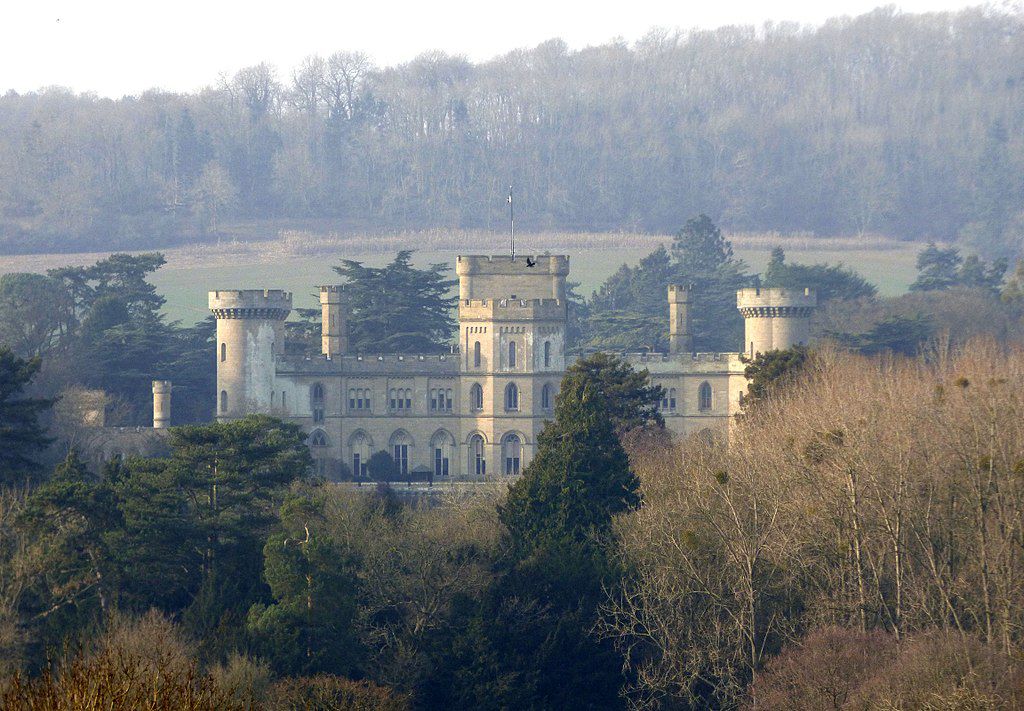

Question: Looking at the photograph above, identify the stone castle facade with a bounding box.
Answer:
[209,255,816,479]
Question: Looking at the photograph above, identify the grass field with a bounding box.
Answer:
[0,230,921,324]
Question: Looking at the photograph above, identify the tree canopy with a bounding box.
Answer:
[333,251,457,353]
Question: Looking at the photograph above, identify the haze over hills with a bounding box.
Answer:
[0,6,1021,257]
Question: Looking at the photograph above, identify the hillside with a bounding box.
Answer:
[0,7,1021,256]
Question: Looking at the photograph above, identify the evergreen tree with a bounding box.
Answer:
[0,348,53,486]
[247,491,361,676]
[741,345,811,408]
[910,243,963,291]
[763,247,877,302]
[562,352,664,435]
[333,251,457,352]
[426,367,640,709]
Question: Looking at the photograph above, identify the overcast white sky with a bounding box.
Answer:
[2,0,995,97]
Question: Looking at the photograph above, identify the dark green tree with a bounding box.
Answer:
[0,348,53,486]
[427,366,639,709]
[563,352,664,435]
[763,247,877,302]
[741,345,811,408]
[333,251,457,352]
[0,273,68,357]
[247,491,361,676]
[910,243,963,291]
[366,450,399,483]
[670,215,750,352]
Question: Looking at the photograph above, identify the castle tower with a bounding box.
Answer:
[736,287,816,357]
[668,285,692,354]
[320,285,346,357]
[456,255,569,476]
[152,380,171,429]
[209,289,292,421]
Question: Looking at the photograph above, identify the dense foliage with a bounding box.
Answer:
[331,251,457,353]
[1,8,1023,255]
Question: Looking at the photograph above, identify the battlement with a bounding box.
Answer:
[736,287,816,315]
[209,289,292,319]
[319,285,344,303]
[668,284,691,303]
[456,254,569,276]
[459,297,567,321]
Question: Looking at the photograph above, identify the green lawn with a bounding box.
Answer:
[0,238,920,325]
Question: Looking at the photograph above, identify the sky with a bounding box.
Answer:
[2,0,996,98]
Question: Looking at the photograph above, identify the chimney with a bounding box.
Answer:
[320,286,346,357]
[668,285,692,354]
[152,381,171,429]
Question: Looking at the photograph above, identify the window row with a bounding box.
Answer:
[469,382,555,412]
[312,430,526,478]
[659,382,714,412]
[470,340,555,369]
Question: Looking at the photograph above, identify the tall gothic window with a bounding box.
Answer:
[309,430,328,476]
[508,341,517,368]
[699,381,713,411]
[541,383,552,410]
[390,431,412,477]
[220,343,226,362]
[473,341,481,368]
[220,390,228,413]
[311,383,325,423]
[470,383,483,410]
[469,434,486,477]
[502,433,522,475]
[543,341,551,368]
[505,383,519,411]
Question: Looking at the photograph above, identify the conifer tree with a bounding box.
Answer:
[0,348,53,486]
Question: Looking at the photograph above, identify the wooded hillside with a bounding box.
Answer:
[1,7,1022,255]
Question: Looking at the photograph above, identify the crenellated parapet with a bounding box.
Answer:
[456,254,569,301]
[209,289,292,320]
[736,287,817,356]
[736,287,815,317]
[458,297,566,322]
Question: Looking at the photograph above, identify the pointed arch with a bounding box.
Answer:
[698,381,713,411]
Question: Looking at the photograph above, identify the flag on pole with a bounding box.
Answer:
[508,185,515,260]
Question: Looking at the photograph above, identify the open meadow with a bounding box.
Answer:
[0,229,921,324]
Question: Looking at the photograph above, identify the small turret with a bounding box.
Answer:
[320,285,346,357]
[209,289,292,420]
[736,287,816,357]
[152,380,171,429]
[668,285,692,354]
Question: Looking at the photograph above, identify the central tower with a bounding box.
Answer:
[456,255,569,476]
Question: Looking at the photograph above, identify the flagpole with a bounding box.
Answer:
[508,185,515,261]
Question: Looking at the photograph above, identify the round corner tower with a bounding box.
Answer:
[209,289,292,420]
[736,287,816,357]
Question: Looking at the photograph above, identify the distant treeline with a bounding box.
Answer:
[1,7,1022,255]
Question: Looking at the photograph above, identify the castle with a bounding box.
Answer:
[208,255,816,479]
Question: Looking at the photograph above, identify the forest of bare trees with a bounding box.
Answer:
[607,340,1024,707]
[1,7,1022,255]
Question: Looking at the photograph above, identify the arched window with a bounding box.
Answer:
[446,388,453,411]
[389,388,397,410]
[543,341,551,368]
[431,430,454,478]
[501,433,522,475]
[281,391,287,410]
[469,434,486,477]
[220,390,228,413]
[220,343,227,362]
[404,388,412,411]
[699,381,713,411]
[350,431,371,479]
[309,430,328,447]
[541,383,552,410]
[669,388,677,411]
[508,341,517,368]
[505,383,519,411]
[309,430,329,476]
[390,430,412,477]
[471,383,484,410]
[473,341,481,368]
[311,383,325,423]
